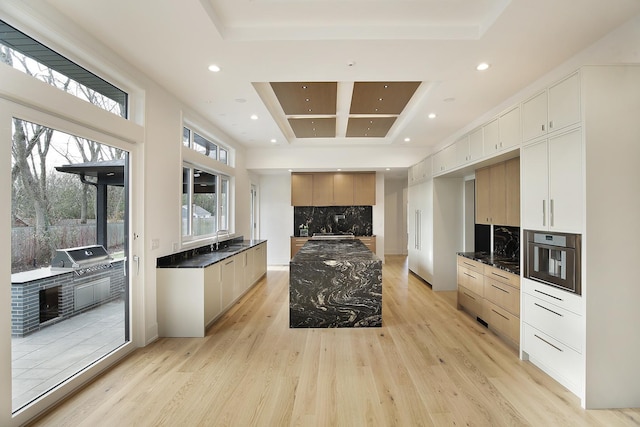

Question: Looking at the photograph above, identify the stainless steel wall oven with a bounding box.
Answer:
[524,230,582,295]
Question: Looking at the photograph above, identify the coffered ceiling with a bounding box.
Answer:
[33,0,640,151]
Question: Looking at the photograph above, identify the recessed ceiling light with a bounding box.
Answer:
[404,137,411,142]
[428,113,437,119]
[270,139,277,143]
[337,168,342,171]
[476,62,490,71]
[386,168,391,171]
[250,114,258,120]
[208,64,221,72]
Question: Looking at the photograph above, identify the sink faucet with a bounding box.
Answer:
[215,229,230,250]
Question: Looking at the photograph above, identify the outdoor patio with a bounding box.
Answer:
[11,299,125,411]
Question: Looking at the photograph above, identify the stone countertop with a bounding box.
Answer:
[457,251,520,276]
[291,239,378,263]
[157,239,266,269]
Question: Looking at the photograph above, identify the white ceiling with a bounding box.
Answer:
[41,0,640,152]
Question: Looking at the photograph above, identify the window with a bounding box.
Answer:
[0,20,127,118]
[182,126,229,165]
[182,166,229,240]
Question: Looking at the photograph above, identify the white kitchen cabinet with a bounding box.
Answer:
[408,174,462,290]
[454,134,470,166]
[522,72,580,142]
[408,157,431,184]
[520,66,640,409]
[433,144,455,174]
[468,127,484,161]
[484,106,521,154]
[252,242,267,283]
[220,256,236,311]
[157,262,221,338]
[522,127,583,233]
[482,118,499,154]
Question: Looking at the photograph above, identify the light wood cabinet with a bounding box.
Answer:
[357,236,376,253]
[505,157,520,226]
[457,256,520,347]
[475,163,506,225]
[333,173,354,205]
[291,172,376,206]
[475,158,519,226]
[291,173,313,206]
[353,173,376,205]
[291,237,309,258]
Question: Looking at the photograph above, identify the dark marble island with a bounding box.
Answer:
[290,239,382,328]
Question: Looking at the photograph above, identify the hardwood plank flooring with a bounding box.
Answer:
[30,256,640,426]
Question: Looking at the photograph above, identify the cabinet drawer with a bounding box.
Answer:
[523,293,583,353]
[484,277,520,316]
[522,278,583,315]
[522,323,583,394]
[485,300,519,343]
[458,287,484,319]
[484,265,520,289]
[457,256,484,274]
[457,266,484,296]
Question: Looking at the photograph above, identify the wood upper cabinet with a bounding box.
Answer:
[312,173,333,206]
[333,173,354,205]
[354,173,376,205]
[475,158,519,227]
[505,157,520,226]
[291,172,376,206]
[291,173,313,206]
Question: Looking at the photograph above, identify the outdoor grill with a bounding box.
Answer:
[51,244,113,276]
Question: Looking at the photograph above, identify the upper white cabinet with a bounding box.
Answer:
[522,127,583,233]
[522,72,581,142]
[408,157,432,184]
[433,143,455,174]
[483,106,520,155]
[468,127,484,161]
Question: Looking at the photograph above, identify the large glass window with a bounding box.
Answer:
[182,166,229,240]
[182,126,229,165]
[0,20,127,118]
[10,117,129,412]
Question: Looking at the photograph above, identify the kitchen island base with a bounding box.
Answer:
[289,239,382,328]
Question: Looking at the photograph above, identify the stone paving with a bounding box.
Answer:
[11,299,125,411]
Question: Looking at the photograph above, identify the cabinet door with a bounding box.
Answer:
[505,157,520,227]
[454,135,470,165]
[499,106,520,150]
[468,127,484,162]
[434,144,455,173]
[204,263,221,326]
[291,173,313,206]
[252,243,267,282]
[244,249,254,289]
[333,173,354,205]
[548,128,583,232]
[548,72,580,134]
[234,252,246,298]
[489,163,506,225]
[475,166,491,224]
[522,91,548,142]
[354,173,376,205]
[220,258,235,310]
[312,173,333,206]
[522,140,549,230]
[483,118,499,154]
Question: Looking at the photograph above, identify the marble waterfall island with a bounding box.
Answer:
[289,239,382,328]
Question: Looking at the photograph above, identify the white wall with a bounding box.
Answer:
[259,174,293,265]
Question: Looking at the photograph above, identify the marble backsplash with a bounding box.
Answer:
[294,206,373,237]
[494,225,520,259]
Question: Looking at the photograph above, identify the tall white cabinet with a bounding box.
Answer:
[407,159,462,291]
[520,66,640,409]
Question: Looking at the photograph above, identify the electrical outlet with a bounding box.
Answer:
[172,242,179,251]
[151,238,160,250]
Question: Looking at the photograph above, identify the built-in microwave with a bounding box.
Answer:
[524,230,582,295]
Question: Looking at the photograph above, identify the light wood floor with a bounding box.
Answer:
[31,256,640,426]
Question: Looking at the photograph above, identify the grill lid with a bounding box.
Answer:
[51,245,112,269]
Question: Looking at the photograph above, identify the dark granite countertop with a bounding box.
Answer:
[457,251,520,276]
[157,239,266,268]
[292,239,379,263]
